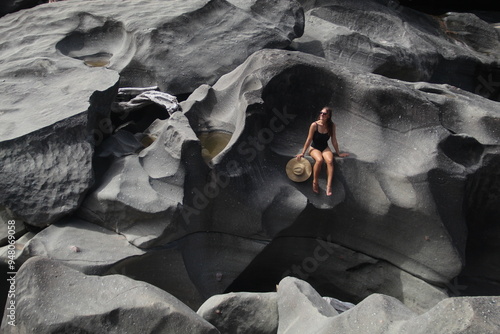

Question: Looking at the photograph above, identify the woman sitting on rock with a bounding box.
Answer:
[296,107,349,196]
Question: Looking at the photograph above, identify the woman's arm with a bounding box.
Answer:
[331,123,349,157]
[296,122,316,160]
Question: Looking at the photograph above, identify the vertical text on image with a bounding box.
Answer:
[6,219,17,327]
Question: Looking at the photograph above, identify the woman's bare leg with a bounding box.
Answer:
[309,148,323,194]
[322,149,334,196]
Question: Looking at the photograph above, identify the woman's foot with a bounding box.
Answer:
[312,181,319,194]
[326,185,332,196]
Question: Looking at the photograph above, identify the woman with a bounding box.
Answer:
[296,107,349,196]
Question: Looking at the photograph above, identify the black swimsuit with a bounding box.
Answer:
[311,123,330,151]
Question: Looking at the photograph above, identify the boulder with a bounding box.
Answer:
[2,0,303,95]
[205,278,500,334]
[292,0,500,100]
[197,292,279,334]
[322,293,500,334]
[78,112,207,248]
[117,0,304,94]
[396,296,500,334]
[0,67,119,226]
[320,293,417,334]
[0,256,220,333]
[0,2,121,227]
[277,276,338,334]
[17,218,145,275]
[413,82,500,293]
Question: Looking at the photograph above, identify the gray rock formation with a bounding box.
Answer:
[0,62,119,226]
[197,292,278,334]
[1,0,500,332]
[228,235,447,313]
[105,232,267,310]
[292,0,500,100]
[321,288,500,334]
[1,256,220,333]
[39,0,303,95]
[0,0,303,226]
[394,296,500,334]
[0,0,123,226]
[197,277,500,334]
[17,218,145,274]
[78,112,209,248]
[180,47,499,310]
[277,276,339,333]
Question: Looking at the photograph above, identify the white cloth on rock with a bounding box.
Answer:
[112,86,181,116]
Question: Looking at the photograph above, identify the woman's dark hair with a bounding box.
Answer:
[317,107,334,136]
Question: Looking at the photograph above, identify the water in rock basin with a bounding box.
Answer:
[197,130,232,163]
[81,52,112,67]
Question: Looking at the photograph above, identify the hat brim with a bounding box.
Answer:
[286,158,312,182]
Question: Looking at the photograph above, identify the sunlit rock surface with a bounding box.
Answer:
[0,257,220,334]
[13,0,302,95]
[197,291,279,334]
[0,0,303,226]
[292,0,500,100]
[78,112,207,248]
[1,0,500,331]
[197,277,500,334]
[18,218,145,274]
[180,48,500,312]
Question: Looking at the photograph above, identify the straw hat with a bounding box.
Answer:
[286,158,312,182]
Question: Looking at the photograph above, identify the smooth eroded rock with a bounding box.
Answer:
[292,0,500,100]
[79,112,207,247]
[197,292,278,334]
[0,256,220,333]
[277,277,338,334]
[18,218,145,275]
